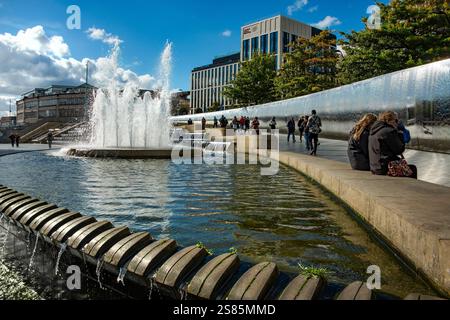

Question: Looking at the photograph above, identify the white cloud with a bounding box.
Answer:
[312,16,342,29]
[0,25,155,114]
[287,0,308,16]
[221,30,232,37]
[87,27,123,46]
[308,5,319,13]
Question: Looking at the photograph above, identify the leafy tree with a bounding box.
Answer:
[223,53,277,106]
[208,102,220,113]
[338,0,450,84]
[275,30,339,99]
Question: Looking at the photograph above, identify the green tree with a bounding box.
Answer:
[223,53,277,106]
[275,30,339,99]
[338,0,450,84]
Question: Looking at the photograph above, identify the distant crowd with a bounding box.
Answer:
[186,109,416,179]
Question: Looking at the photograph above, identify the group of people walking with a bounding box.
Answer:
[285,110,322,156]
[8,134,20,148]
[348,111,416,179]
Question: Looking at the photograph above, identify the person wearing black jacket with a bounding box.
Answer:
[347,114,377,171]
[369,111,417,178]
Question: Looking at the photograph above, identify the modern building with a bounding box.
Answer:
[241,15,323,69]
[190,53,241,113]
[0,115,16,128]
[16,83,96,125]
[190,15,328,113]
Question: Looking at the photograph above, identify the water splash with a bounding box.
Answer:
[28,233,40,271]
[117,267,127,286]
[55,243,67,276]
[88,42,173,149]
[96,258,105,290]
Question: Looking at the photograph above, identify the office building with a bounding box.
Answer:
[16,83,96,125]
[190,53,240,113]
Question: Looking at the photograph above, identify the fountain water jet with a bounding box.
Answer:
[68,42,174,158]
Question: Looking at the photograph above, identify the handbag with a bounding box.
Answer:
[387,157,413,177]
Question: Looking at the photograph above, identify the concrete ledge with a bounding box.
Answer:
[273,151,450,297]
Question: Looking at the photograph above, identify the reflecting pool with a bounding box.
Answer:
[0,151,435,298]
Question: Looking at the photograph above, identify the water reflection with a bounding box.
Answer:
[0,151,435,297]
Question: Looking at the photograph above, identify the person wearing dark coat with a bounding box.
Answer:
[9,134,15,147]
[347,114,377,171]
[369,111,417,178]
[287,118,296,143]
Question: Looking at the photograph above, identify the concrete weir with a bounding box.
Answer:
[66,148,173,159]
[0,184,446,300]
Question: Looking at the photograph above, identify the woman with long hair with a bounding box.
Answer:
[347,113,377,171]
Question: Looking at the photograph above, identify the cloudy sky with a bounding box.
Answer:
[0,0,387,116]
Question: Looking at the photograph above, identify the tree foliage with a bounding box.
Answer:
[223,53,277,106]
[338,0,450,84]
[275,30,338,99]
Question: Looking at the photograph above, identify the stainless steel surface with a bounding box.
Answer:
[173,59,450,153]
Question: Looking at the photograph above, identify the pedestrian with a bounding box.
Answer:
[15,134,20,148]
[269,117,277,130]
[220,115,228,128]
[347,114,377,171]
[298,116,305,142]
[303,116,311,151]
[188,118,193,125]
[239,116,245,130]
[47,131,54,149]
[306,110,322,156]
[245,117,250,131]
[252,117,260,135]
[232,116,238,131]
[369,111,417,179]
[213,116,218,128]
[287,118,296,143]
[202,117,207,131]
[9,134,15,147]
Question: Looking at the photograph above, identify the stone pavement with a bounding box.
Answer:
[0,144,55,157]
[278,135,450,187]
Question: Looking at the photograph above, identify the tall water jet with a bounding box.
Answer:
[87,42,173,151]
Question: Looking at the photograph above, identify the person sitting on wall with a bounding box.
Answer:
[369,111,417,179]
[239,116,246,130]
[202,117,207,131]
[245,117,251,131]
[187,118,193,125]
[347,114,377,171]
[269,117,277,130]
[213,116,218,128]
[220,115,228,128]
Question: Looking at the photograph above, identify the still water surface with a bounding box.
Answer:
[0,150,435,297]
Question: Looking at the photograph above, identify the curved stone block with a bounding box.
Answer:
[29,208,70,232]
[41,212,82,237]
[51,216,97,243]
[278,275,324,300]
[0,195,31,212]
[0,189,16,198]
[404,293,445,300]
[68,221,114,250]
[154,245,208,288]
[4,198,40,217]
[227,262,279,301]
[103,232,153,267]
[188,253,240,300]
[127,239,177,277]
[0,193,24,207]
[337,282,372,300]
[10,201,48,220]
[19,203,58,226]
[83,226,131,259]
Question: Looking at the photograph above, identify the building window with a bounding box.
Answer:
[270,32,278,54]
[243,39,250,61]
[260,34,268,54]
[283,32,290,53]
[291,34,298,46]
[225,66,229,84]
[233,64,237,79]
[251,37,259,56]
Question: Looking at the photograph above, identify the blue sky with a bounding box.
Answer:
[0,0,387,113]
